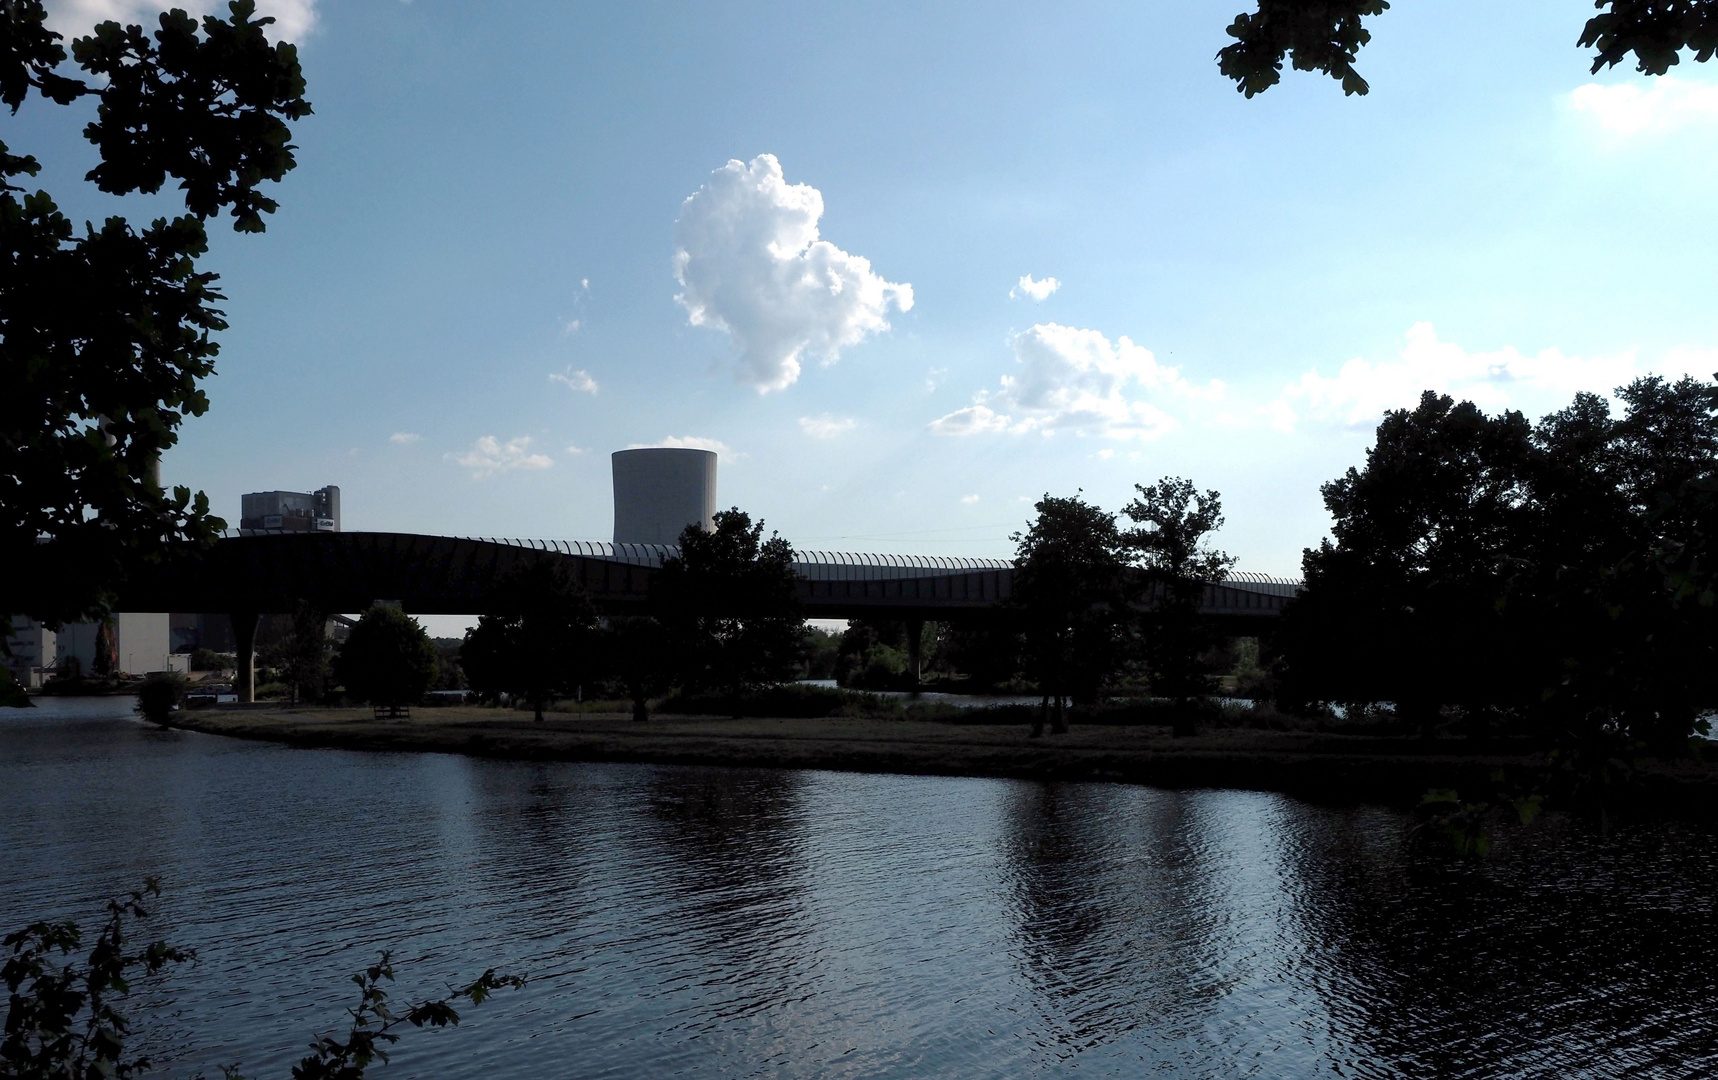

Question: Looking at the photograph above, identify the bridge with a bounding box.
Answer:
[116,530,1300,699]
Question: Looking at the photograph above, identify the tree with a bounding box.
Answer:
[1,880,522,1080]
[1122,478,1237,732]
[1219,1,1718,98]
[334,605,437,715]
[459,560,596,721]
[1278,379,1718,751]
[600,615,673,722]
[266,601,330,704]
[1011,494,1132,736]
[1,1,311,634]
[653,508,804,700]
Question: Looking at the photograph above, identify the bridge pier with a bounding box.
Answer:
[232,611,258,704]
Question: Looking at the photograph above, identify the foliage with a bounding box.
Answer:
[597,616,672,722]
[1,880,522,1080]
[1,879,188,1080]
[459,560,596,721]
[0,665,26,707]
[1,1,310,633]
[1010,493,1133,735]
[1219,1,1718,97]
[186,648,232,673]
[799,625,840,681]
[333,605,437,712]
[1278,379,1718,751]
[656,682,859,719]
[654,508,804,699]
[261,603,329,705]
[134,671,187,724]
[834,619,912,689]
[1122,478,1236,728]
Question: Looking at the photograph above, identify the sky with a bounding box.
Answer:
[21,1,1718,601]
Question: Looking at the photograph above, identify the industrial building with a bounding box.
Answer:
[240,485,341,532]
[4,613,182,687]
[611,448,715,545]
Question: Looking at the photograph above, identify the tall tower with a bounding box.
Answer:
[611,448,717,546]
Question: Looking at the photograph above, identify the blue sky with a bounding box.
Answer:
[25,1,1718,587]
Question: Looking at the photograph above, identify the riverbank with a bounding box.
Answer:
[162,705,1718,814]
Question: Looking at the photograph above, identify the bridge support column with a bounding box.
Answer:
[232,611,258,704]
[906,618,924,691]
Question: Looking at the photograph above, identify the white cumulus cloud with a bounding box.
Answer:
[1010,274,1060,301]
[449,435,554,479]
[929,323,1221,440]
[549,367,598,394]
[1268,322,1647,432]
[388,432,421,445]
[1571,75,1718,135]
[798,414,856,438]
[627,435,734,457]
[673,154,913,393]
[960,494,979,505]
[47,0,318,40]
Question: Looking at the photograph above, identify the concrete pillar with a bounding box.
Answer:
[232,611,258,703]
[906,618,924,691]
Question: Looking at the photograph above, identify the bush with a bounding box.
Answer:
[134,672,188,725]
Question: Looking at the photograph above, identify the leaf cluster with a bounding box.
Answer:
[1,1,309,633]
[1219,1,1718,97]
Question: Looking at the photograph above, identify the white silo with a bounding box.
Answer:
[612,448,717,546]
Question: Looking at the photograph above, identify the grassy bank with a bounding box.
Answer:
[161,705,1718,816]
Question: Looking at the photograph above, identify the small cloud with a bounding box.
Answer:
[549,368,599,394]
[929,322,1217,440]
[1571,75,1718,135]
[565,445,587,456]
[798,414,857,438]
[925,366,949,393]
[580,278,590,291]
[388,432,421,445]
[560,318,582,336]
[1010,274,1061,302]
[1094,448,1114,460]
[1268,322,1645,433]
[628,435,736,457]
[960,494,979,505]
[449,435,554,479]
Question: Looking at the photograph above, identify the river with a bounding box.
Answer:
[3,698,1717,1078]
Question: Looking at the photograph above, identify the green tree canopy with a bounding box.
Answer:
[1011,493,1132,735]
[1220,1,1718,98]
[459,559,596,721]
[654,508,804,699]
[1,1,310,632]
[335,605,437,712]
[1123,478,1236,718]
[1278,379,1718,750]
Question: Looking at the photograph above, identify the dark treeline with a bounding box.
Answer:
[1280,378,1718,753]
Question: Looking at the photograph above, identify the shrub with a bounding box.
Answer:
[134,672,188,725]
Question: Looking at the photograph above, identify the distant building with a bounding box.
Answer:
[5,613,181,685]
[240,485,340,532]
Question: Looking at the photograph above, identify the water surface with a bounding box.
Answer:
[3,698,1715,1078]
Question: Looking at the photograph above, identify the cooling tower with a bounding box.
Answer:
[612,448,717,546]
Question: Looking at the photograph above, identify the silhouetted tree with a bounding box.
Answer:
[1280,379,1718,751]
[335,605,437,714]
[2,1,310,633]
[654,508,804,700]
[602,615,673,722]
[1219,2,1718,98]
[1123,477,1236,733]
[460,560,596,721]
[269,601,330,704]
[1011,494,1132,736]
[1278,393,1533,728]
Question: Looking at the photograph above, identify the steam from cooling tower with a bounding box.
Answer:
[612,448,717,546]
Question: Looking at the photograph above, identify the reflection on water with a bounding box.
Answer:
[4,698,1718,1078]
